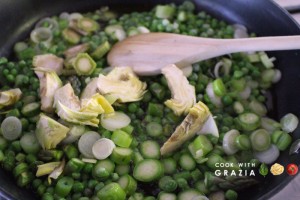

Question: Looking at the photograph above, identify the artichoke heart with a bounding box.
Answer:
[48,159,65,184]
[54,84,112,127]
[54,83,81,110]
[36,161,61,177]
[56,101,100,127]
[81,93,114,114]
[161,64,196,116]
[36,114,70,150]
[97,67,147,103]
[33,54,64,77]
[0,88,22,109]
[80,78,99,99]
[34,68,62,113]
[160,101,211,156]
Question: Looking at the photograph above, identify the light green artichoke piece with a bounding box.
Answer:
[80,78,99,99]
[56,101,99,127]
[34,68,62,113]
[162,64,196,116]
[54,83,81,110]
[97,67,147,103]
[160,101,211,156]
[33,54,64,76]
[36,114,70,149]
[0,88,22,109]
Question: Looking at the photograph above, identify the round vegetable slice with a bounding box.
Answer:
[250,129,271,152]
[21,102,40,117]
[20,132,41,154]
[1,116,22,141]
[92,138,115,160]
[206,82,222,107]
[78,131,101,158]
[133,159,164,182]
[237,112,260,131]
[111,147,133,165]
[97,182,126,200]
[222,129,240,155]
[234,134,251,151]
[254,144,279,164]
[101,111,131,131]
[280,113,299,133]
[118,174,137,195]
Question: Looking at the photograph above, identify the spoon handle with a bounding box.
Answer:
[176,35,300,68]
[224,35,300,53]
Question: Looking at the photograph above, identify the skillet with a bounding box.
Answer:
[0,0,299,199]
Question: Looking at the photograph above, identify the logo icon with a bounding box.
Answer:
[270,163,284,175]
[286,164,298,176]
[259,163,268,177]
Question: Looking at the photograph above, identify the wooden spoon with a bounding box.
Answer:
[107,32,300,75]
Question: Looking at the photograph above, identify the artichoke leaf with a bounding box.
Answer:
[54,84,114,127]
[36,161,61,177]
[0,88,22,109]
[48,159,65,184]
[34,68,62,113]
[54,83,81,110]
[97,67,147,103]
[81,93,114,114]
[33,54,64,77]
[36,114,70,150]
[80,78,99,99]
[162,64,196,116]
[56,101,99,127]
[160,101,211,156]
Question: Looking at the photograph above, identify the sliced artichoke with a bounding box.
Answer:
[54,84,109,127]
[160,101,211,156]
[36,161,61,177]
[64,43,90,59]
[97,67,147,103]
[162,64,196,116]
[34,68,62,113]
[33,54,64,77]
[36,114,70,149]
[48,159,65,184]
[54,83,81,110]
[81,78,99,99]
[0,88,22,109]
[56,101,99,127]
[81,93,114,114]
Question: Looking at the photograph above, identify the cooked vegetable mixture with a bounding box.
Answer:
[0,1,299,200]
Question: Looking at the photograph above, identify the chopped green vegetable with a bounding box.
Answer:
[133,159,164,182]
[55,177,74,197]
[77,17,99,33]
[62,28,81,44]
[118,174,137,195]
[97,182,126,200]
[92,41,111,59]
[250,129,271,152]
[73,53,96,75]
[155,5,175,19]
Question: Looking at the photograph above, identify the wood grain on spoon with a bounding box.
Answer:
[107,32,300,76]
